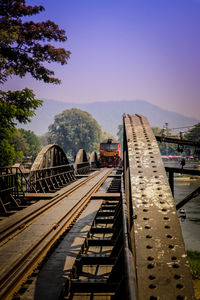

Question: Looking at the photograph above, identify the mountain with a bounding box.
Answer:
[18,99,199,137]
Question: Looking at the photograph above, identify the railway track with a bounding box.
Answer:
[64,174,122,299]
[15,172,123,300]
[0,170,104,245]
[0,168,113,299]
[0,114,196,300]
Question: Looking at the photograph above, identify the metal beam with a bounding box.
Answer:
[156,136,200,147]
[165,166,200,176]
[123,114,195,299]
[176,186,200,210]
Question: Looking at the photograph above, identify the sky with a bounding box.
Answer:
[2,0,200,120]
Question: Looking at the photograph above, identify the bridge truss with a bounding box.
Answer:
[0,115,196,299]
[123,114,194,299]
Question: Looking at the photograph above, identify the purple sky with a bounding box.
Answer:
[2,0,200,120]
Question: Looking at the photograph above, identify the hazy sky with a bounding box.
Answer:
[2,0,200,120]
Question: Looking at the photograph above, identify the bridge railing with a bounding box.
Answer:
[0,160,91,214]
[0,167,29,194]
[0,167,30,214]
[28,164,76,192]
[74,161,90,175]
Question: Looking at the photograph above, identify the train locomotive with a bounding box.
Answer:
[99,139,121,167]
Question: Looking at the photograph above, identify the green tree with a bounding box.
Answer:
[101,131,115,142]
[0,0,70,83]
[0,0,70,166]
[185,123,200,158]
[151,126,162,136]
[0,89,42,166]
[38,132,50,146]
[48,109,102,157]
[185,123,200,142]
[19,129,41,159]
[10,129,29,163]
[152,126,181,156]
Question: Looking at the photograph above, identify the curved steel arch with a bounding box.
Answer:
[74,149,90,174]
[74,149,88,165]
[89,151,99,168]
[31,144,69,170]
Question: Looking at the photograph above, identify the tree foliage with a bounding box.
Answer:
[48,109,102,157]
[0,89,42,129]
[38,132,50,146]
[0,89,42,166]
[19,128,41,159]
[151,126,183,156]
[9,129,29,163]
[0,1,69,166]
[185,123,200,142]
[101,131,115,142]
[0,0,70,84]
[151,126,162,136]
[184,123,200,157]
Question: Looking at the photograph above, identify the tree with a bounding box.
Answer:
[0,0,70,84]
[185,123,200,158]
[48,109,102,157]
[0,89,42,166]
[101,131,116,142]
[0,0,70,166]
[10,129,29,163]
[38,132,49,146]
[151,126,162,136]
[185,123,200,142]
[151,126,182,156]
[19,128,41,159]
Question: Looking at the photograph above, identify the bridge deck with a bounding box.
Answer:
[22,198,105,300]
[0,114,196,299]
[0,169,114,299]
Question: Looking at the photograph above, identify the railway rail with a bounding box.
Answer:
[0,170,104,245]
[0,168,113,299]
[0,113,196,300]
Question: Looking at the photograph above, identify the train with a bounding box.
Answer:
[99,139,121,167]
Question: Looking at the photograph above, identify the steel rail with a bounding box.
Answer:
[0,170,103,246]
[0,168,113,300]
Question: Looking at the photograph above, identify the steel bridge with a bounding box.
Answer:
[0,114,197,300]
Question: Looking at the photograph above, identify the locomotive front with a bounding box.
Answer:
[99,139,121,167]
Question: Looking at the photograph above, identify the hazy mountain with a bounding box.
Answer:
[18,99,199,137]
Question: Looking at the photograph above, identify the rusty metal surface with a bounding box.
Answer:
[123,114,195,300]
[0,168,113,299]
[28,164,76,193]
[31,144,69,170]
[21,199,104,300]
[0,176,89,244]
[74,149,90,175]
[65,173,123,300]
